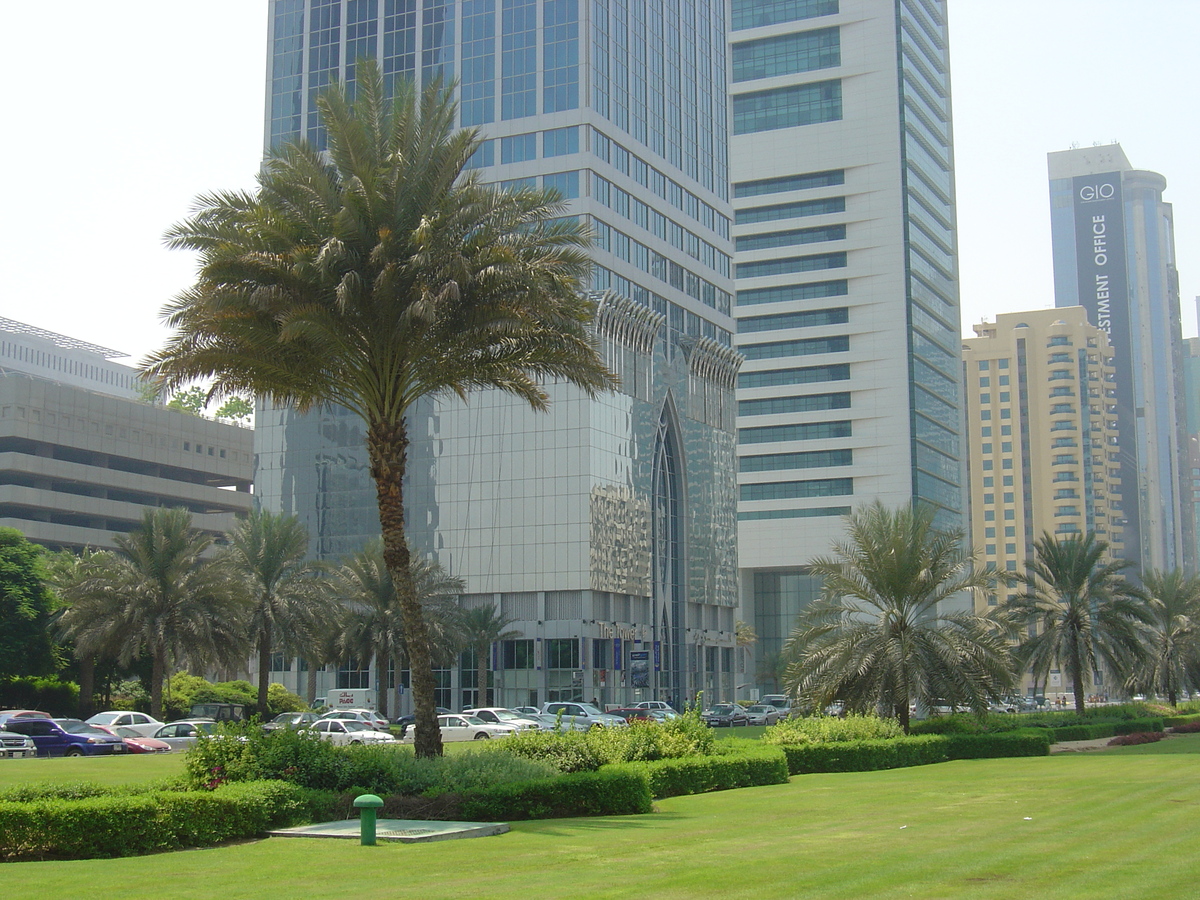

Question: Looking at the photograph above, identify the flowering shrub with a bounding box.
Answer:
[762,714,902,746]
[1106,731,1166,746]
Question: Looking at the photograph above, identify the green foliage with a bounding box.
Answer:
[1163,713,1200,728]
[0,675,78,716]
[1042,717,1164,742]
[266,683,308,714]
[614,745,789,799]
[458,768,653,821]
[494,713,716,772]
[0,528,58,677]
[161,672,303,721]
[109,678,150,712]
[762,713,903,745]
[214,396,253,422]
[777,732,1050,776]
[165,386,208,415]
[0,779,308,861]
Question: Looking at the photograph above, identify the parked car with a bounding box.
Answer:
[607,707,660,723]
[824,700,846,717]
[395,707,452,737]
[317,708,389,730]
[743,704,783,726]
[263,712,320,732]
[759,695,801,717]
[85,711,165,738]
[510,706,541,716]
[92,724,173,753]
[523,711,589,732]
[0,728,36,759]
[701,704,749,727]
[632,701,673,711]
[303,719,397,746]
[3,718,128,757]
[542,702,629,729]
[400,714,517,743]
[644,709,680,723]
[151,719,220,749]
[461,708,541,732]
[0,709,54,726]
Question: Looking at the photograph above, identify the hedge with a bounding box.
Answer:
[1045,717,1164,743]
[0,780,309,862]
[613,745,789,799]
[779,732,1050,776]
[1164,713,1200,729]
[459,768,652,821]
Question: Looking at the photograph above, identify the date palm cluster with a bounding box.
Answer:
[782,501,1200,730]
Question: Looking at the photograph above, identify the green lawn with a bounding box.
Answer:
[8,736,1200,898]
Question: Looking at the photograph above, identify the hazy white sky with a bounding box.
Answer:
[1,1,1196,366]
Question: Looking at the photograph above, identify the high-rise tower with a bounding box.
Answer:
[728,0,965,682]
[258,1,739,711]
[1048,144,1190,573]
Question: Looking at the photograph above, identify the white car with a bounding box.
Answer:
[305,719,397,746]
[542,702,630,729]
[632,701,673,711]
[85,711,165,737]
[401,714,516,743]
[152,719,220,749]
[461,708,541,732]
[0,729,36,758]
[317,708,389,730]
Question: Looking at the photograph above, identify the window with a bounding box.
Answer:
[501,640,535,669]
[980,394,991,404]
[1005,526,1016,537]
[734,169,844,198]
[981,443,992,454]
[978,361,990,371]
[998,359,1009,369]
[739,420,851,444]
[999,392,1010,402]
[733,80,842,134]
[981,427,992,437]
[979,377,991,387]
[982,477,994,487]
[1001,425,1012,436]
[732,26,840,83]
[739,392,851,416]
[1001,442,1012,453]
[500,133,537,164]
[740,448,852,472]
[739,307,848,333]
[738,363,850,389]
[542,126,579,157]
[740,335,849,361]
[998,375,1010,386]
[736,224,846,252]
[985,527,996,538]
[741,477,853,501]
[737,280,847,306]
[542,170,579,199]
[546,639,579,669]
[736,251,847,278]
[737,196,845,225]
[731,0,840,32]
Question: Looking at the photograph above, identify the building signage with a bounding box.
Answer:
[653,640,661,672]
[630,651,650,688]
[613,637,622,670]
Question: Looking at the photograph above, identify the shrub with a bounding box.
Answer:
[1107,732,1166,746]
[1164,713,1200,729]
[0,676,79,716]
[763,714,903,745]
[777,732,1050,776]
[0,780,308,862]
[1169,719,1200,734]
[483,729,607,773]
[459,768,652,822]
[615,745,789,799]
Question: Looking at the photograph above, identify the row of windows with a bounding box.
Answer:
[592,130,730,239]
[739,391,850,417]
[731,0,839,31]
[739,307,848,334]
[591,219,730,314]
[739,420,851,444]
[739,505,850,521]
[736,223,846,252]
[741,477,852,501]
[593,175,730,277]
[0,342,138,391]
[589,266,732,345]
[740,448,852,472]
[733,79,842,134]
[738,363,850,389]
[737,196,845,225]
[737,252,847,279]
[732,26,840,83]
[741,334,849,362]
[733,169,844,199]
[736,279,847,307]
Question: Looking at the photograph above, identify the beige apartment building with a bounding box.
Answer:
[962,308,1123,611]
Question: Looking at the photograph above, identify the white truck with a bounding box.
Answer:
[320,689,375,711]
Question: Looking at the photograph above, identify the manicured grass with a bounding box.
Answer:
[11,744,1200,898]
[0,753,186,789]
[1099,732,1200,755]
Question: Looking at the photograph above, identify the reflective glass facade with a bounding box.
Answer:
[731,0,965,689]
[261,1,737,710]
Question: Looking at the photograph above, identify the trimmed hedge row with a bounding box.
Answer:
[613,745,790,799]
[0,780,310,862]
[778,731,1051,776]
[460,768,652,821]
[1045,717,1164,743]
[1164,713,1200,729]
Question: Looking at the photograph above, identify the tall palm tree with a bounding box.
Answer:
[1123,568,1200,707]
[53,508,247,719]
[457,604,520,708]
[144,61,613,756]
[1003,532,1149,714]
[783,501,1015,733]
[335,540,463,719]
[224,509,335,718]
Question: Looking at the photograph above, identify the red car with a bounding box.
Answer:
[92,724,173,753]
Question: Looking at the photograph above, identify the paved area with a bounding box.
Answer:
[269,819,509,843]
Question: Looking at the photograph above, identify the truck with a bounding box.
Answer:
[320,689,375,711]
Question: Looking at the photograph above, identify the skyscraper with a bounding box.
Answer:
[963,308,1124,602]
[258,1,739,711]
[1048,144,1190,573]
[728,0,965,682]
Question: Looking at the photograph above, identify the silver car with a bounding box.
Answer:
[0,729,35,758]
[542,702,630,729]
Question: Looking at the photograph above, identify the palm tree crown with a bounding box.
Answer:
[1133,569,1200,706]
[145,61,613,755]
[784,501,1014,732]
[1003,532,1149,713]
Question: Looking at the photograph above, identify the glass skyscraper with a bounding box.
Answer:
[728,0,966,687]
[258,0,739,711]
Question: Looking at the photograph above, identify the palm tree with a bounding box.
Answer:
[53,508,247,719]
[457,604,520,708]
[336,540,464,720]
[1003,532,1149,714]
[223,509,335,718]
[144,61,613,757]
[1122,568,1200,707]
[783,501,1015,733]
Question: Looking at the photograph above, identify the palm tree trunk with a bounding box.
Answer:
[369,419,443,758]
[306,661,318,705]
[1072,670,1086,714]
[77,655,96,718]
[150,643,166,720]
[477,645,489,707]
[378,652,390,720]
[896,701,911,734]
[257,621,272,719]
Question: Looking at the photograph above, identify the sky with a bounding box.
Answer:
[1,1,1197,367]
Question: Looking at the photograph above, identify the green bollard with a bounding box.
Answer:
[353,793,384,846]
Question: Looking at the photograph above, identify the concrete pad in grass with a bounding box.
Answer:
[269,819,509,843]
